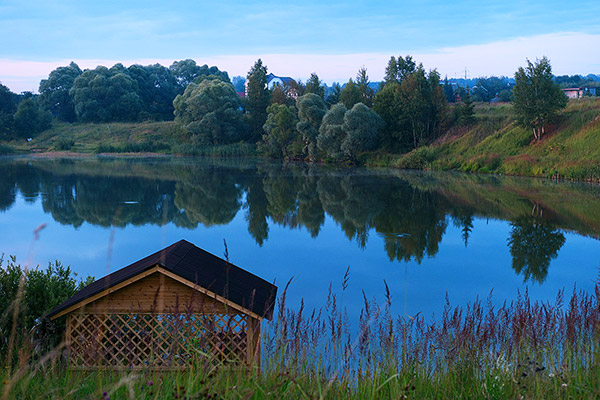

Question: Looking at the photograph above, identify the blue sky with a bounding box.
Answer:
[1,0,599,92]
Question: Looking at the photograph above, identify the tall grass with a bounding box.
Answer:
[2,271,600,398]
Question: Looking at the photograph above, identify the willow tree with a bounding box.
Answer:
[513,57,568,141]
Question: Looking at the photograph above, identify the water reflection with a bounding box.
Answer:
[1,157,598,283]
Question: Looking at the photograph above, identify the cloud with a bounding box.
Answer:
[1,32,599,93]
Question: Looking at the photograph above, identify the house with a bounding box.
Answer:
[244,73,297,96]
[266,73,296,89]
[562,87,584,99]
[47,239,277,369]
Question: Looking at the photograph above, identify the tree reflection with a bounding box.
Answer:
[0,158,591,283]
[507,215,565,283]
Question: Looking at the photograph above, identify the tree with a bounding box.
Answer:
[384,55,417,84]
[127,63,179,121]
[356,67,374,107]
[457,91,476,124]
[513,57,568,141]
[246,59,270,142]
[70,66,143,122]
[0,83,17,138]
[231,76,246,93]
[169,59,229,93]
[296,93,327,161]
[317,103,347,161]
[326,83,342,107]
[173,77,244,145]
[38,62,82,122]
[443,76,455,103]
[341,103,383,162]
[261,104,299,158]
[12,98,52,138]
[339,79,362,109]
[373,82,401,149]
[397,67,447,149]
[305,73,324,99]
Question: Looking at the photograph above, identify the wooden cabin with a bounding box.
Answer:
[47,240,277,369]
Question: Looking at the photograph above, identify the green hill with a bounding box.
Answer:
[376,98,600,181]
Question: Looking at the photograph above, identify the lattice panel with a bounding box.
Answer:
[67,313,248,368]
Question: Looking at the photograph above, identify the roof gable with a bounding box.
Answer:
[47,240,277,320]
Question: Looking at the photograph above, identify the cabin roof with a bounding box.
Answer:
[47,240,277,320]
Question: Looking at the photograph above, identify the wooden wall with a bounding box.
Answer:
[83,271,227,314]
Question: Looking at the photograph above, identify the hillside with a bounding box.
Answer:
[380,98,600,181]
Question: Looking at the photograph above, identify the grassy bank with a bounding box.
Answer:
[375,98,600,180]
[3,98,600,179]
[2,266,600,399]
[4,120,257,158]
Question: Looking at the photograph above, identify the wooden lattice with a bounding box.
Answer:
[67,312,250,369]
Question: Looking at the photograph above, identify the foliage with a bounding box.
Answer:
[295,93,327,160]
[12,98,52,139]
[457,91,476,124]
[356,67,374,107]
[269,84,295,107]
[127,63,179,121]
[246,59,270,142]
[325,83,342,108]
[169,59,229,92]
[341,103,383,161]
[317,103,348,161]
[304,73,324,99]
[231,76,246,92]
[262,104,300,158]
[375,63,447,151]
[70,65,143,122]
[384,55,417,84]
[0,255,93,364]
[398,67,447,149]
[38,62,82,122]
[0,83,18,138]
[513,57,568,141]
[173,77,244,145]
[339,79,362,110]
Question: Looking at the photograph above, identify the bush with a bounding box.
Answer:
[0,255,93,365]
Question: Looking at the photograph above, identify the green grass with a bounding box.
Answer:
[4,121,257,158]
[384,98,600,180]
[2,273,600,399]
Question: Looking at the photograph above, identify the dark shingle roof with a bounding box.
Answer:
[47,240,277,319]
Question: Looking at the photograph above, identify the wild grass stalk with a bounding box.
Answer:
[2,270,600,398]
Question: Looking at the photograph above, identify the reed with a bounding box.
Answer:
[2,266,600,399]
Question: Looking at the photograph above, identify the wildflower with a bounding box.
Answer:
[102,391,110,400]
[561,383,567,387]
[548,373,555,378]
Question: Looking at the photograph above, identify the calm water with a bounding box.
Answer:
[1,156,599,320]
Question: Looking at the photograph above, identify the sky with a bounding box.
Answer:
[1,0,599,93]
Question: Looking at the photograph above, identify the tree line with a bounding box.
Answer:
[0,56,573,155]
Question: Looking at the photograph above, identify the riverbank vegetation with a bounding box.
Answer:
[2,255,600,399]
[1,56,599,179]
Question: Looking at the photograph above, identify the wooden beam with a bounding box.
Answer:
[156,267,263,321]
[50,266,162,320]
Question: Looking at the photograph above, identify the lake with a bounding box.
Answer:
[1,156,599,321]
